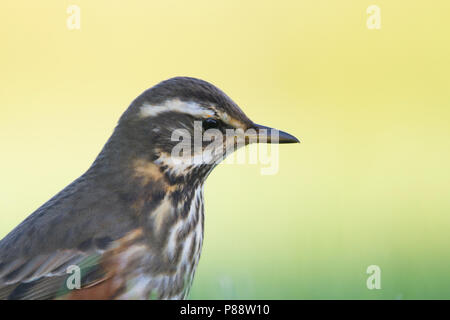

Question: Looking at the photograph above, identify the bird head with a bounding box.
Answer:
[103,77,299,183]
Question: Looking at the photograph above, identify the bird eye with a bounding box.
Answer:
[202,118,219,131]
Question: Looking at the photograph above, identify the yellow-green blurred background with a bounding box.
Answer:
[1,1,449,299]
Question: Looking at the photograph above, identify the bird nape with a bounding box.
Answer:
[0,77,299,300]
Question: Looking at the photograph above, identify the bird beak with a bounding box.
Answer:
[251,123,300,144]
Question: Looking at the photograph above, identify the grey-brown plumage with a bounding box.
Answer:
[0,77,299,299]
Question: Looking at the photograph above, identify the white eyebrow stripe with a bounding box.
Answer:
[139,99,215,118]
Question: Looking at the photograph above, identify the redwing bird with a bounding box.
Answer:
[0,77,299,299]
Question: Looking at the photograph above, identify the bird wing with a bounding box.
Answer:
[0,249,107,300]
[0,227,146,300]
[0,172,145,300]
